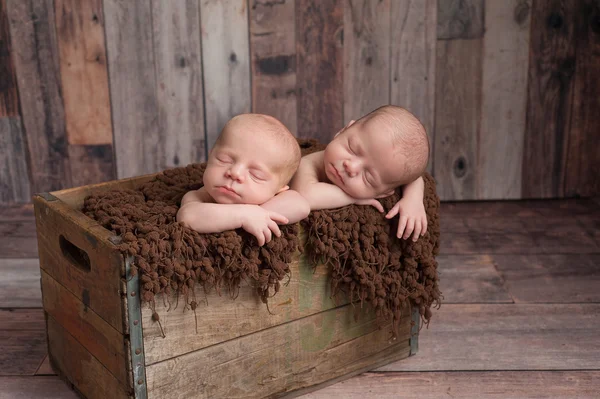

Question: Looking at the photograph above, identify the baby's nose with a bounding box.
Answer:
[226,165,244,182]
[343,160,359,177]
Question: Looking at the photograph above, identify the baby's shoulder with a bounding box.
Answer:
[181,187,213,206]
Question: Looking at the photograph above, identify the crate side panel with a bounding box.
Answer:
[145,304,412,399]
[41,270,130,388]
[47,315,131,399]
[34,196,125,333]
[142,255,347,364]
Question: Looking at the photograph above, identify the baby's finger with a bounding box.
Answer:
[397,216,408,238]
[422,218,428,235]
[270,212,289,225]
[370,200,384,213]
[269,220,282,237]
[386,202,400,219]
[254,230,265,246]
[263,227,272,244]
[412,221,422,242]
[403,219,415,240]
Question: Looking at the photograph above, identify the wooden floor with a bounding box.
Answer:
[1,199,599,398]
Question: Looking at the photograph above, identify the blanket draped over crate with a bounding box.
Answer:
[82,140,441,334]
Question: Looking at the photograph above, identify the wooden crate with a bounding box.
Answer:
[33,175,419,399]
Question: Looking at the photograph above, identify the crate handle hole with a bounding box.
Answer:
[59,235,91,272]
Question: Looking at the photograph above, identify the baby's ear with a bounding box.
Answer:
[276,185,290,194]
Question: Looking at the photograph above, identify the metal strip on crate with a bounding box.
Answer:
[126,255,147,399]
[409,305,420,356]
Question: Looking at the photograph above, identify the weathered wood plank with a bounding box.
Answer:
[378,304,600,371]
[437,255,512,303]
[46,315,130,399]
[41,271,129,387]
[0,258,41,308]
[143,257,344,365]
[54,0,112,146]
[33,196,125,334]
[200,0,251,151]
[0,220,38,258]
[0,203,34,221]
[493,254,600,303]
[296,0,343,142]
[103,0,160,178]
[433,38,482,200]
[146,304,412,399]
[6,0,72,193]
[0,0,19,117]
[437,0,484,40]
[523,0,576,198]
[0,376,78,398]
[565,0,600,198]
[300,371,600,399]
[478,0,531,199]
[67,145,115,187]
[152,0,207,166]
[0,310,46,375]
[35,355,56,375]
[390,0,436,173]
[344,0,390,119]
[249,0,297,134]
[440,198,599,218]
[0,118,31,204]
[0,309,44,330]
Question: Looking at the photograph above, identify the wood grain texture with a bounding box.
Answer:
[344,0,390,119]
[0,203,34,221]
[6,0,72,193]
[0,0,19,117]
[0,376,78,398]
[433,38,482,200]
[152,0,207,167]
[0,258,41,308]
[145,305,411,399]
[437,254,512,303]
[300,371,600,399]
[493,254,600,303]
[478,0,531,199]
[200,0,251,152]
[67,145,115,187]
[0,220,38,258]
[390,0,436,173]
[41,271,129,388]
[296,0,343,142]
[0,117,31,204]
[379,304,600,371]
[565,0,600,197]
[0,310,46,375]
[103,0,160,179]
[143,257,343,365]
[249,0,297,134]
[437,0,484,40]
[54,0,112,146]
[523,0,576,198]
[33,196,125,334]
[46,316,130,399]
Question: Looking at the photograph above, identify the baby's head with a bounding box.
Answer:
[323,105,429,199]
[203,113,301,205]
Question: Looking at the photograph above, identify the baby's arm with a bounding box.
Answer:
[291,152,383,211]
[260,190,311,223]
[177,188,288,245]
[385,176,428,241]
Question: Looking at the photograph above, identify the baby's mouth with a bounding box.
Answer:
[218,186,239,196]
[330,164,344,184]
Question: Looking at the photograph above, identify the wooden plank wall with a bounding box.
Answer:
[0,0,598,203]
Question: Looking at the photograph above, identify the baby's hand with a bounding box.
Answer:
[354,198,384,213]
[241,206,289,246]
[385,197,427,241]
